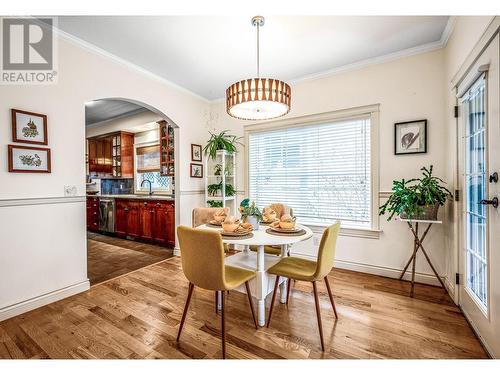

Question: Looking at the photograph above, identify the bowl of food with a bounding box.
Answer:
[279,214,296,229]
[262,207,277,222]
[222,216,240,232]
[213,209,227,224]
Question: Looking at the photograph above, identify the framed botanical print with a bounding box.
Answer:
[394,119,427,155]
[191,144,202,162]
[8,145,51,173]
[190,163,203,178]
[11,109,48,145]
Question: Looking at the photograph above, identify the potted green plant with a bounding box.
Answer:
[207,182,235,197]
[239,199,263,229]
[379,165,452,221]
[203,130,243,159]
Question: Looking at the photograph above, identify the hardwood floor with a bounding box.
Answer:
[87,232,174,285]
[0,255,488,359]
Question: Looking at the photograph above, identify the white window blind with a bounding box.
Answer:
[248,116,371,228]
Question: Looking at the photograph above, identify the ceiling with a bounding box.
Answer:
[60,16,450,101]
[85,99,146,126]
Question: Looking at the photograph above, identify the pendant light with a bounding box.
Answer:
[226,16,291,121]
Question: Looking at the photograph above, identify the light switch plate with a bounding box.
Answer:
[64,185,77,197]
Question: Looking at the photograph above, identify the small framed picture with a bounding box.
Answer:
[395,120,427,155]
[191,144,202,162]
[190,163,203,178]
[8,145,51,173]
[11,109,48,145]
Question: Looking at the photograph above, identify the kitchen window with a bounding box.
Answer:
[246,105,379,233]
[135,145,172,194]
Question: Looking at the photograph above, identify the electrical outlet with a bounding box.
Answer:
[64,185,77,197]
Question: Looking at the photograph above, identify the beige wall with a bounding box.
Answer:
[210,49,450,287]
[0,30,208,319]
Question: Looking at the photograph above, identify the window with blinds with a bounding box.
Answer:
[248,116,371,228]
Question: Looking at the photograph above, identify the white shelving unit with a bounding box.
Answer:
[205,150,237,216]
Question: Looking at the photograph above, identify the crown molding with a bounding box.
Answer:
[53,26,210,104]
[54,17,455,105]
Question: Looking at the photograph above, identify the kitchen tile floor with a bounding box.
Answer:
[87,232,174,285]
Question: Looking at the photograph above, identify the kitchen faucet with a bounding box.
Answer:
[141,179,153,196]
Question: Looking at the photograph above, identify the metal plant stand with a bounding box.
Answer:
[399,219,445,297]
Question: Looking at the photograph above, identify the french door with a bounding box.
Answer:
[458,34,499,357]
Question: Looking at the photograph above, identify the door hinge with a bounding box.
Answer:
[454,105,459,118]
[455,190,460,201]
[456,273,461,285]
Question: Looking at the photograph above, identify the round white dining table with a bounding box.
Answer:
[197,223,313,326]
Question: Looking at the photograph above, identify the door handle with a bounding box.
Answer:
[480,197,499,208]
[490,172,498,183]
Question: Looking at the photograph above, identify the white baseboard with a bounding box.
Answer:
[0,280,90,322]
[332,258,445,286]
[173,246,180,256]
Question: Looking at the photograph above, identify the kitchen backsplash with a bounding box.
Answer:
[100,178,134,195]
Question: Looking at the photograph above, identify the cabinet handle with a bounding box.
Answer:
[144,202,148,206]
[156,203,161,207]
[124,208,129,211]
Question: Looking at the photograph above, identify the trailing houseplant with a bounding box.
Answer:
[379,165,452,221]
[203,130,242,159]
[239,199,263,229]
[206,200,223,208]
[207,182,235,197]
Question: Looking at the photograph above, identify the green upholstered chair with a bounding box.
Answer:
[176,226,258,359]
[266,221,341,351]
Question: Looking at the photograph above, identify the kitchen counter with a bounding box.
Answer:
[87,194,175,201]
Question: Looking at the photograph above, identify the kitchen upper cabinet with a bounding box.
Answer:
[115,198,175,247]
[87,131,134,178]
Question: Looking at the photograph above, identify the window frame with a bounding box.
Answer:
[244,104,381,238]
[133,140,173,196]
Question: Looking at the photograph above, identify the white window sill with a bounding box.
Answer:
[301,222,382,239]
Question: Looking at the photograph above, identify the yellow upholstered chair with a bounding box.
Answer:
[266,222,341,351]
[192,207,230,252]
[176,226,258,359]
[250,203,294,256]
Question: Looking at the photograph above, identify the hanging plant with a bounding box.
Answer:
[203,130,243,159]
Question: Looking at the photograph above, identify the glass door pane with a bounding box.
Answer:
[464,77,488,308]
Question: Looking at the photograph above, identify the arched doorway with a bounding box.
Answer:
[84,97,179,285]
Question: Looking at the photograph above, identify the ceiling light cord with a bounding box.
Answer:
[256,21,260,78]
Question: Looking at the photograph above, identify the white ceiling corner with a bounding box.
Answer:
[57,16,451,102]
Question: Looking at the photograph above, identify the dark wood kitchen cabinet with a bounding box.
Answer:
[153,201,175,246]
[87,131,133,177]
[139,201,154,241]
[86,197,99,231]
[115,198,175,247]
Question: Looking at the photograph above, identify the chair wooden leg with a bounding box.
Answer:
[312,281,325,351]
[176,282,194,342]
[324,276,338,319]
[221,290,226,359]
[215,291,219,315]
[266,276,280,328]
[244,281,258,329]
[286,277,292,305]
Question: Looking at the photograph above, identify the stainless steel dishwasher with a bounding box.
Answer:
[99,198,115,233]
